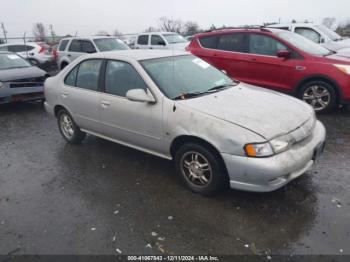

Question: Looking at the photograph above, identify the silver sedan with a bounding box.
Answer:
[44,50,326,195]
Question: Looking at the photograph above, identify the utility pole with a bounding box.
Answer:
[1,22,8,43]
[49,24,54,42]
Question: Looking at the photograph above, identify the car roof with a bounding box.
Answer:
[60,36,118,41]
[195,28,281,37]
[268,23,317,28]
[0,42,38,46]
[138,32,179,36]
[86,49,189,61]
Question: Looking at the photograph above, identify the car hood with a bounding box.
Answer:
[169,42,189,51]
[177,83,313,140]
[323,38,350,51]
[0,66,47,81]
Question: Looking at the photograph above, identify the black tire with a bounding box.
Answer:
[29,59,39,66]
[57,109,86,144]
[174,143,228,196]
[61,62,68,70]
[298,80,338,113]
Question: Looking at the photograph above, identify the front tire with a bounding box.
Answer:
[174,143,228,196]
[57,109,86,144]
[299,80,338,113]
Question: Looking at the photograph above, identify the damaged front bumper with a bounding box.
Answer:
[222,120,326,192]
[0,84,44,104]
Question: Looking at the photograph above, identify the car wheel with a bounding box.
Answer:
[29,59,39,66]
[61,62,68,70]
[174,143,228,196]
[57,109,86,144]
[299,81,337,113]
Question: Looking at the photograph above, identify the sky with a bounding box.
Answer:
[0,0,349,38]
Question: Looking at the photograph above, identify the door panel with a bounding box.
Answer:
[99,60,163,152]
[59,59,103,132]
[99,94,163,152]
[245,33,296,91]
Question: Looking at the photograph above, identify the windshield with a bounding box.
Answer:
[277,31,330,56]
[0,53,31,70]
[163,34,187,44]
[93,38,130,52]
[315,25,342,41]
[141,55,235,99]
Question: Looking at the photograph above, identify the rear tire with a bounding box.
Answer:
[57,109,86,144]
[60,62,68,70]
[29,59,39,66]
[298,80,338,113]
[174,143,228,196]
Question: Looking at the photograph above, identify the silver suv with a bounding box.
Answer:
[44,50,326,196]
[57,36,130,70]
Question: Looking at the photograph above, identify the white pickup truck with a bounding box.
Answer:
[134,32,189,51]
[268,23,350,54]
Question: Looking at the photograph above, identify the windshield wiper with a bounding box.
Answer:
[207,83,237,92]
[174,92,206,100]
[173,83,237,100]
[324,50,337,57]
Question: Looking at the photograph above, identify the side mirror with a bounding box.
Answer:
[277,50,291,59]
[126,89,156,103]
[86,50,96,54]
[320,38,325,44]
[158,41,166,46]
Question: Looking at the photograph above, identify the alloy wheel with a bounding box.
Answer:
[302,85,331,112]
[180,151,212,187]
[60,114,74,139]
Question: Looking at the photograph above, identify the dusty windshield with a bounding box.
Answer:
[0,53,31,70]
[141,55,236,99]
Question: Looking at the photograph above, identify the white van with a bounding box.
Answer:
[268,23,350,54]
[134,32,189,51]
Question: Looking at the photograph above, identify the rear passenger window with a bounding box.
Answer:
[81,41,96,53]
[217,34,246,52]
[105,60,148,97]
[64,66,78,86]
[249,34,288,56]
[59,40,69,51]
[68,40,82,52]
[137,35,149,45]
[8,45,27,52]
[76,59,102,91]
[199,36,218,49]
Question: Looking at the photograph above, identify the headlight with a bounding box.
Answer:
[270,138,291,154]
[334,64,350,75]
[244,142,274,157]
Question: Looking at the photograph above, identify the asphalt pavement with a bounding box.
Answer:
[0,102,349,256]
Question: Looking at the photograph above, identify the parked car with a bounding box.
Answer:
[267,23,350,54]
[0,51,48,104]
[134,32,189,51]
[187,28,350,113]
[0,42,54,66]
[56,36,130,70]
[44,50,326,195]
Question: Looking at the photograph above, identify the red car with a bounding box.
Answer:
[188,28,350,113]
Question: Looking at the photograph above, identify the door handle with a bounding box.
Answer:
[67,54,71,57]
[61,93,69,98]
[150,47,153,49]
[101,101,111,108]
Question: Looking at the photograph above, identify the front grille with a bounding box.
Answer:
[9,76,46,88]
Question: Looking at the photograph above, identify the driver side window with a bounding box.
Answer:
[151,35,166,46]
[249,34,288,56]
[104,60,148,97]
[295,27,321,43]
